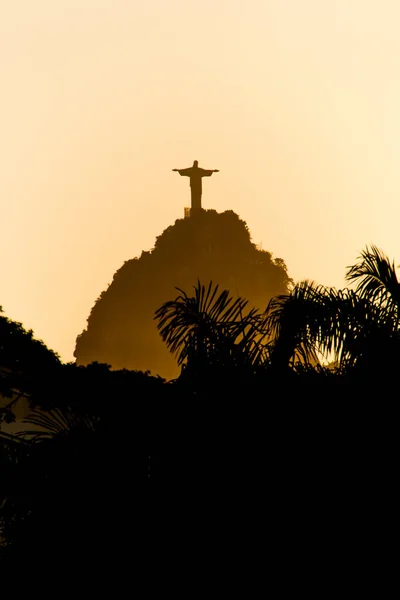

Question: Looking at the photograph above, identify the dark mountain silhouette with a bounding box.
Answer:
[74,210,292,379]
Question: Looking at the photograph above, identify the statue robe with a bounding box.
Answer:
[177,167,214,211]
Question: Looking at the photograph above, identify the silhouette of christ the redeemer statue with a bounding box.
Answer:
[173,160,219,215]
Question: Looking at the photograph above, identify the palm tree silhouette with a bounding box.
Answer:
[346,245,400,317]
[263,244,400,374]
[155,246,400,378]
[155,280,269,378]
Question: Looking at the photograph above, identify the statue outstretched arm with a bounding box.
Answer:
[172,168,192,176]
[199,168,219,177]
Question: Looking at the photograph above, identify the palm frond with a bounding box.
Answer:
[345,245,400,314]
[155,280,264,368]
[19,407,97,441]
[263,281,326,367]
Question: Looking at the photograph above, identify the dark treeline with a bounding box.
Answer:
[0,239,397,582]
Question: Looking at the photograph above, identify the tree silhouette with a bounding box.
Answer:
[263,281,386,372]
[3,243,398,576]
[346,244,400,316]
[1,307,60,429]
[0,364,169,568]
[154,244,400,381]
[0,306,60,374]
[155,280,268,379]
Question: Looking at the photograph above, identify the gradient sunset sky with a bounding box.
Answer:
[1,0,400,362]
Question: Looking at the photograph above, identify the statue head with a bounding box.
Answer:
[193,160,198,167]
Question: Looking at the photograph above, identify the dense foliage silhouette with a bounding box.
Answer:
[0,308,60,429]
[1,243,397,581]
[74,210,292,379]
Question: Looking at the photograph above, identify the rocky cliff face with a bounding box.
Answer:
[74,210,293,380]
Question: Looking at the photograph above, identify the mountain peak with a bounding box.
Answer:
[74,210,292,379]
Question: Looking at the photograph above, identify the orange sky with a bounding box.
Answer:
[1,0,400,362]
